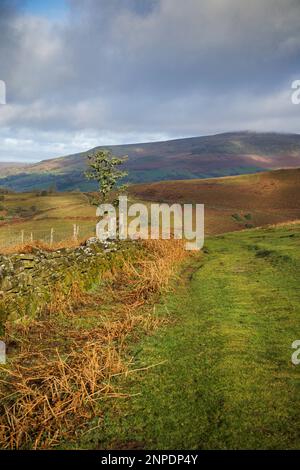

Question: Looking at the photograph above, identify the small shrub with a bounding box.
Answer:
[232,213,243,222]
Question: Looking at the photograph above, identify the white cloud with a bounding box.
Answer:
[0,0,300,162]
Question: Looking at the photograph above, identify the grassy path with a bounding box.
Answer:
[83,225,300,450]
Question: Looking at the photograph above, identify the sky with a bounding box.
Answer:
[0,0,300,163]
[23,0,68,19]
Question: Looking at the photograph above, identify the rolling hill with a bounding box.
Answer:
[1,131,300,191]
[1,168,299,246]
[130,168,300,235]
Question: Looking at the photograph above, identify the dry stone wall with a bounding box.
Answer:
[0,239,122,325]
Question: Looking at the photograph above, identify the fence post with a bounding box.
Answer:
[30,232,33,244]
[50,228,54,246]
[21,230,24,246]
[73,224,78,242]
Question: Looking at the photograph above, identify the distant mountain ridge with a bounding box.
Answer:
[0,162,30,177]
[1,131,300,191]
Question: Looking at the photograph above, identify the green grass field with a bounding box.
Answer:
[0,192,97,248]
[78,223,300,450]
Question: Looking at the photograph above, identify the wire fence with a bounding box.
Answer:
[0,224,96,250]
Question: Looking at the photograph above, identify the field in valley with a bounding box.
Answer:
[0,191,97,250]
[1,168,300,251]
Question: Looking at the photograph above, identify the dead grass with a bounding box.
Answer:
[0,238,188,449]
[0,238,89,255]
[0,342,125,449]
[111,239,187,304]
[267,219,300,228]
[46,280,89,318]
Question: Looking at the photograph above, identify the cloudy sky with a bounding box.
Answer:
[0,0,299,163]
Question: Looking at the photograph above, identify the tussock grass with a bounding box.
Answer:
[111,239,187,304]
[0,238,88,255]
[0,239,188,449]
[46,280,89,317]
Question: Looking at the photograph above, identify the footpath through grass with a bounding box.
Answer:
[82,224,300,450]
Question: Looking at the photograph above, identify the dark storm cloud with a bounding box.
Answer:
[0,0,300,161]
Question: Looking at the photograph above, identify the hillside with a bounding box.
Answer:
[1,168,299,250]
[0,162,30,177]
[1,132,300,191]
[130,168,300,234]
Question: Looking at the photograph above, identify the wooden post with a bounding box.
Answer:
[73,224,78,241]
[21,230,24,246]
[30,232,33,243]
[50,228,54,246]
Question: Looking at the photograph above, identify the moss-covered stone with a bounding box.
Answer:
[0,239,128,324]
